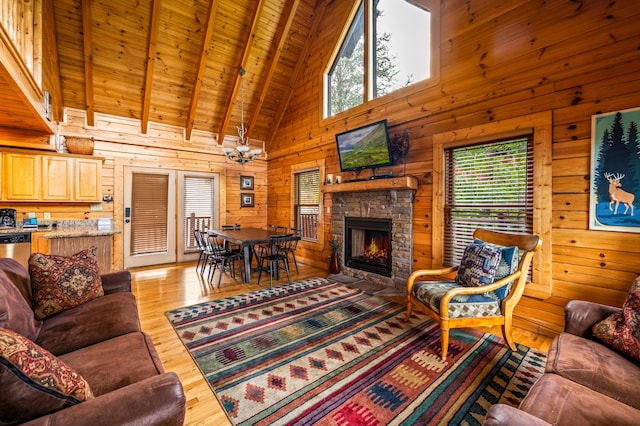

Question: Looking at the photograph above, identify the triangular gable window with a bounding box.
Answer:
[325,0,438,118]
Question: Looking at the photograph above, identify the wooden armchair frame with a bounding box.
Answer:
[406,229,542,360]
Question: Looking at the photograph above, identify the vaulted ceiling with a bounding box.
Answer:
[52,0,321,145]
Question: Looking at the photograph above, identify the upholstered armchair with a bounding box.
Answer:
[406,229,542,359]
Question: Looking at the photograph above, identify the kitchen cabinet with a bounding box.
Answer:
[74,158,102,202]
[2,153,40,200]
[31,233,113,273]
[1,151,102,202]
[42,156,72,201]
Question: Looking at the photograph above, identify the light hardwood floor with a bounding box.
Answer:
[130,262,555,426]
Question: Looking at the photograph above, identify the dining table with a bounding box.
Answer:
[207,227,282,283]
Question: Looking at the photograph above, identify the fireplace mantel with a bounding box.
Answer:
[322,175,418,194]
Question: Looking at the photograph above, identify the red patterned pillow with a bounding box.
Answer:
[592,286,640,362]
[0,328,93,423]
[29,247,104,320]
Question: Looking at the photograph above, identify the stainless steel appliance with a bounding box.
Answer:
[0,208,17,229]
[0,232,31,269]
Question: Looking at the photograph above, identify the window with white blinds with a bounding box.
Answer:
[443,136,534,266]
[294,169,320,241]
[130,173,169,255]
[183,176,217,252]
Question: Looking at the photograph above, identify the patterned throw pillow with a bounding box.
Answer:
[0,328,93,424]
[592,286,640,362]
[474,239,520,300]
[29,247,104,320]
[455,243,502,287]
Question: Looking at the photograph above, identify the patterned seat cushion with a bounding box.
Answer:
[413,281,502,318]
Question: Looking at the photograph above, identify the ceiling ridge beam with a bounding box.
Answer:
[81,0,94,127]
[267,0,330,147]
[140,0,162,135]
[185,0,220,141]
[217,0,268,143]
[247,0,302,140]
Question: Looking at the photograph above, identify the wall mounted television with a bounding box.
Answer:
[335,119,393,173]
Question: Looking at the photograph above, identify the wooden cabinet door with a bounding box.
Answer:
[2,153,39,200]
[74,158,102,202]
[42,156,72,200]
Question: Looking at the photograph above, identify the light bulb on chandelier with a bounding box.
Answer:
[222,67,262,164]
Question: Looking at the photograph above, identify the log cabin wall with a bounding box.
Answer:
[1,108,267,271]
[269,0,640,336]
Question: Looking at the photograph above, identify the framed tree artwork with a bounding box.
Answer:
[240,176,254,190]
[589,107,640,232]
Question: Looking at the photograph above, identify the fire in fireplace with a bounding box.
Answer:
[344,217,392,277]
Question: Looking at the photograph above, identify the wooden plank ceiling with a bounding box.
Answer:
[53,0,318,144]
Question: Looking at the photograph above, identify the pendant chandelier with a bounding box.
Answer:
[222,67,262,164]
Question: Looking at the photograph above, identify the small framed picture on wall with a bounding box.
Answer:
[241,193,254,208]
[240,175,254,190]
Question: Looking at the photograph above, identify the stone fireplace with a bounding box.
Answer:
[328,178,416,289]
[345,217,392,277]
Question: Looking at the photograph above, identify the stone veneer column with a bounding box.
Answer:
[331,189,414,289]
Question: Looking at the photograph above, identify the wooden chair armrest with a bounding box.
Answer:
[407,266,459,293]
[440,271,522,319]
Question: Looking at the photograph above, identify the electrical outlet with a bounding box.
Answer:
[90,204,103,211]
[28,212,36,218]
[44,212,51,220]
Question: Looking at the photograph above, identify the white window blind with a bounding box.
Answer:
[131,173,169,255]
[294,169,320,241]
[444,136,534,266]
[184,176,217,252]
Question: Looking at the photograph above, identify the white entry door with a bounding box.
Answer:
[124,167,177,268]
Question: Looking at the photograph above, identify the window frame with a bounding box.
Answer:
[321,0,440,122]
[291,160,325,247]
[432,112,553,299]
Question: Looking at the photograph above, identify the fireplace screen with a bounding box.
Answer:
[345,217,392,277]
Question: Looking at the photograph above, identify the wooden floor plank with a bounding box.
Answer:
[131,262,555,425]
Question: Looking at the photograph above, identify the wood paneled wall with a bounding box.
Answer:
[1,108,268,271]
[268,0,640,336]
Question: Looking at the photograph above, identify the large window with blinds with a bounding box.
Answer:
[183,175,217,253]
[130,173,169,255]
[294,169,320,242]
[443,136,534,266]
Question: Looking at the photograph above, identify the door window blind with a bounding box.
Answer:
[183,176,216,251]
[131,173,169,255]
[444,136,534,265]
[294,169,320,241]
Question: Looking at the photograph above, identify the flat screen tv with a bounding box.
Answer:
[335,119,393,172]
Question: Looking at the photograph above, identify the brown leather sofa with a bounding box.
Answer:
[0,258,186,425]
[484,297,640,426]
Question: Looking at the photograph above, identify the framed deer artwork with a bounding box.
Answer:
[589,107,640,232]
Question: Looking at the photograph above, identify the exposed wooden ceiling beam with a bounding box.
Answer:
[43,0,64,124]
[217,0,267,144]
[141,0,162,134]
[268,0,329,146]
[185,0,220,141]
[81,0,94,127]
[247,0,302,139]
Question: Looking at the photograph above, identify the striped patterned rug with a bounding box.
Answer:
[166,278,546,425]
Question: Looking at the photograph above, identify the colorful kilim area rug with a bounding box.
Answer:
[166,277,546,425]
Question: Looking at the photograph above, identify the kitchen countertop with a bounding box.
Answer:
[0,220,120,238]
[0,227,120,238]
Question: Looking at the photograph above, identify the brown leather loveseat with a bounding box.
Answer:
[484,279,640,426]
[0,257,186,425]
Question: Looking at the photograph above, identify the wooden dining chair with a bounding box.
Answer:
[406,228,542,359]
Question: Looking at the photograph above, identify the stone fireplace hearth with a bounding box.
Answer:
[329,181,415,289]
